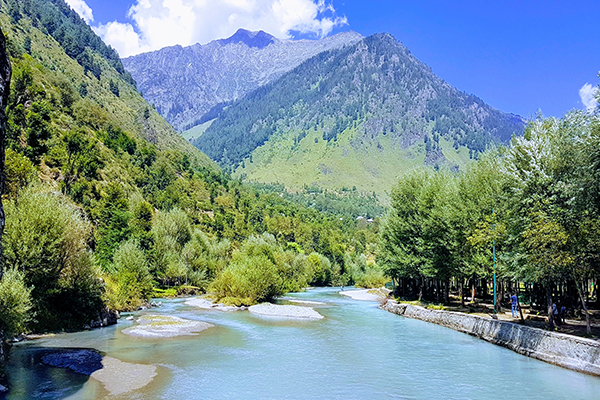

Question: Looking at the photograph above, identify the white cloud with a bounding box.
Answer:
[579,83,598,112]
[94,22,152,57]
[92,0,347,57]
[64,0,94,24]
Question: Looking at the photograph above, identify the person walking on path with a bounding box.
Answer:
[511,293,518,318]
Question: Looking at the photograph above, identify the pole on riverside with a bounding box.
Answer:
[493,208,497,316]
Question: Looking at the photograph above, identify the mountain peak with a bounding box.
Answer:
[219,28,276,49]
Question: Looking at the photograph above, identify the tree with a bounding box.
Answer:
[25,101,53,163]
[105,240,154,311]
[3,184,103,330]
[380,168,459,303]
[0,269,32,349]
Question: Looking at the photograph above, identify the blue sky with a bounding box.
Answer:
[71,0,600,119]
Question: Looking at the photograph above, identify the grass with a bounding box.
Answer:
[396,299,449,311]
[152,285,202,298]
[234,122,473,199]
[181,119,214,141]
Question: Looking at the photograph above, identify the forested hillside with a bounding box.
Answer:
[0,0,383,365]
[194,33,524,194]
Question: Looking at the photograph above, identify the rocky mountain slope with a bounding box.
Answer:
[122,29,363,132]
[193,33,525,194]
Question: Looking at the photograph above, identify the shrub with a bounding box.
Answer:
[210,254,283,305]
[350,254,388,289]
[151,208,192,285]
[354,268,388,288]
[3,184,103,330]
[307,252,332,285]
[275,251,311,292]
[0,268,32,339]
[105,240,154,311]
[4,148,37,199]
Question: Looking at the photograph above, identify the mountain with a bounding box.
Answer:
[0,0,380,339]
[122,29,363,132]
[193,33,525,194]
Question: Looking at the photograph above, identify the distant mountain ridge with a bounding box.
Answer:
[218,28,275,49]
[122,29,363,131]
[192,33,525,194]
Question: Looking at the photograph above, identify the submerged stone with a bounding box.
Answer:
[41,348,103,375]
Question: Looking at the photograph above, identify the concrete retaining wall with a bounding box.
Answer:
[381,299,600,376]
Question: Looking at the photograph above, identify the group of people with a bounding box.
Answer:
[509,293,568,324]
[552,302,568,325]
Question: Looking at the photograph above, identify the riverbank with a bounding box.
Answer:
[381,299,600,376]
[339,288,390,301]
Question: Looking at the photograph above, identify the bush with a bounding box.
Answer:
[275,251,311,292]
[4,148,37,198]
[3,184,103,330]
[210,254,283,305]
[0,268,32,340]
[349,254,388,289]
[105,240,154,311]
[307,252,332,285]
[354,268,388,288]
[151,208,194,285]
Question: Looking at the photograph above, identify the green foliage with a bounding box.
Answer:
[0,268,33,339]
[100,125,136,155]
[380,109,600,310]
[209,232,345,304]
[105,240,154,311]
[350,255,387,288]
[3,184,103,330]
[5,0,135,85]
[211,234,284,305]
[0,2,381,323]
[4,148,36,198]
[95,183,132,267]
[151,207,192,284]
[24,101,53,162]
[61,128,102,192]
[307,252,333,285]
[379,168,459,282]
[109,79,119,97]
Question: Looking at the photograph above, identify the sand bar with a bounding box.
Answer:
[248,303,324,319]
[91,357,157,396]
[185,297,242,311]
[339,288,388,302]
[122,314,213,338]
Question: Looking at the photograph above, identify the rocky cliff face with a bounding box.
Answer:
[122,29,363,131]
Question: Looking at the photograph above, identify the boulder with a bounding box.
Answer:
[89,308,118,328]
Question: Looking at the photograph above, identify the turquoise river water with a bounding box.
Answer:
[2,287,600,399]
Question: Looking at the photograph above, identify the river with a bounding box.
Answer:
[3,287,600,399]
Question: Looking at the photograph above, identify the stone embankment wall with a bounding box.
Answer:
[381,299,600,376]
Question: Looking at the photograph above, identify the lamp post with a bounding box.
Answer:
[493,208,497,315]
